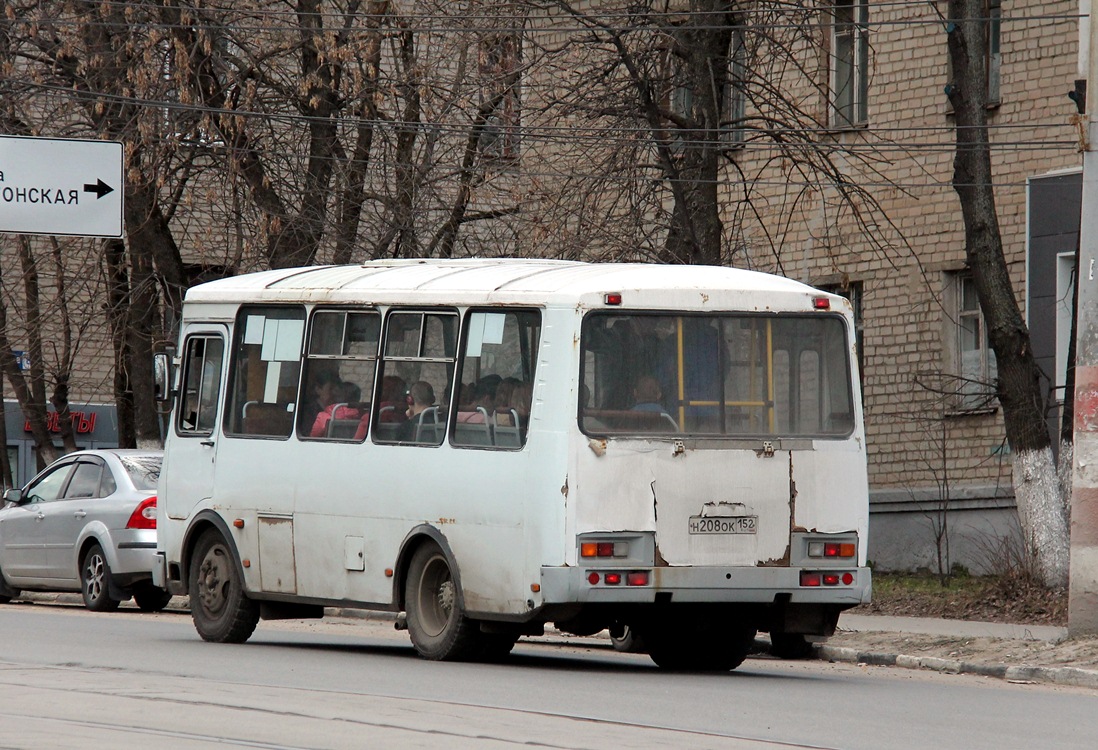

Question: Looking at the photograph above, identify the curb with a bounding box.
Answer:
[815,644,1098,689]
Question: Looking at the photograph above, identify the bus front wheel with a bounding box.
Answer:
[405,543,483,661]
[189,530,259,644]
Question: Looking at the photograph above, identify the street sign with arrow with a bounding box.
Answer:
[0,135,124,238]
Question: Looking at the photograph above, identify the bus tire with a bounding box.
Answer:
[81,543,122,612]
[610,625,646,653]
[189,529,259,643]
[478,633,519,662]
[404,543,483,661]
[133,581,173,612]
[642,621,754,672]
[769,632,814,659]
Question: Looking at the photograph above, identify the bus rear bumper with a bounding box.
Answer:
[539,565,871,606]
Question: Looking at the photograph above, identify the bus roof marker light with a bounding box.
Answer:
[813,297,830,310]
[604,293,623,305]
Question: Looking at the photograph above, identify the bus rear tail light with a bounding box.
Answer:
[807,541,856,559]
[586,570,650,586]
[581,541,628,558]
[126,496,157,530]
[801,571,856,587]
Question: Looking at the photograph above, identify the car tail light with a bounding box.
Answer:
[127,496,157,530]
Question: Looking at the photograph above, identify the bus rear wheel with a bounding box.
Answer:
[405,543,483,661]
[189,529,259,643]
[641,621,755,671]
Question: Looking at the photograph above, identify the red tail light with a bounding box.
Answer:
[127,496,157,530]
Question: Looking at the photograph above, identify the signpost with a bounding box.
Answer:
[0,135,123,238]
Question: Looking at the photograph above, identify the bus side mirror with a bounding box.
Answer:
[153,352,173,403]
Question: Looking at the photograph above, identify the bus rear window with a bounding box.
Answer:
[579,313,854,438]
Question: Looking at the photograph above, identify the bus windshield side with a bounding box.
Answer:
[579,312,855,438]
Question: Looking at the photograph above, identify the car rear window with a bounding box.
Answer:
[119,454,162,491]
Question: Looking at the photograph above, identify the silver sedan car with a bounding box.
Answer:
[0,449,171,612]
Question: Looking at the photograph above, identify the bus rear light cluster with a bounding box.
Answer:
[581,541,628,558]
[800,571,855,587]
[587,570,650,586]
[807,541,856,559]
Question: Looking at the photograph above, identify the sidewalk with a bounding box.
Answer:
[805,611,1098,690]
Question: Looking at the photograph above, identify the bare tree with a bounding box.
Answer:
[946,0,1068,588]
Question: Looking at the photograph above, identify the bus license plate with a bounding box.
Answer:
[688,516,757,535]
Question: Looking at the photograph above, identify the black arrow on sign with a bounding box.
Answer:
[82,179,114,199]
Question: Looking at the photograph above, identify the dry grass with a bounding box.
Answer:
[852,571,1067,626]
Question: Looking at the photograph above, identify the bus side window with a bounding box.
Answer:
[298,309,380,441]
[223,306,305,439]
[177,335,224,436]
[372,310,457,446]
[453,309,541,449]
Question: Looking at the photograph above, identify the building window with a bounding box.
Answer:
[986,0,1002,105]
[721,28,747,147]
[831,0,868,128]
[478,32,521,162]
[951,274,997,411]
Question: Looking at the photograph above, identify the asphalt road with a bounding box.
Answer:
[0,601,1094,749]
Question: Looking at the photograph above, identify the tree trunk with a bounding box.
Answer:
[946,0,1068,587]
[123,180,167,449]
[662,1,732,265]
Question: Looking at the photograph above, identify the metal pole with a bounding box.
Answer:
[1070,4,1098,635]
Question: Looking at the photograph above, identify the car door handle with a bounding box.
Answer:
[73,511,87,518]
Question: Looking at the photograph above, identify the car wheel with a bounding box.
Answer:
[0,564,20,603]
[189,529,259,643]
[404,543,483,661]
[81,543,122,612]
[132,581,173,612]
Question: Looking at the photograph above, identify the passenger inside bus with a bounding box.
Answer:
[299,369,340,433]
[631,375,666,413]
[310,381,364,438]
[457,375,500,423]
[401,380,440,442]
[377,375,408,423]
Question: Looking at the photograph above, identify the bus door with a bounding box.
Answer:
[162,326,227,521]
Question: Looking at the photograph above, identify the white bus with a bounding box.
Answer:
[154,259,869,670]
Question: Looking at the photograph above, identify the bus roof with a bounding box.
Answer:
[183,259,838,311]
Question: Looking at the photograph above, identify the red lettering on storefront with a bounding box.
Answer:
[23,411,98,434]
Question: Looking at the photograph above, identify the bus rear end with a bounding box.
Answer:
[543,295,869,669]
